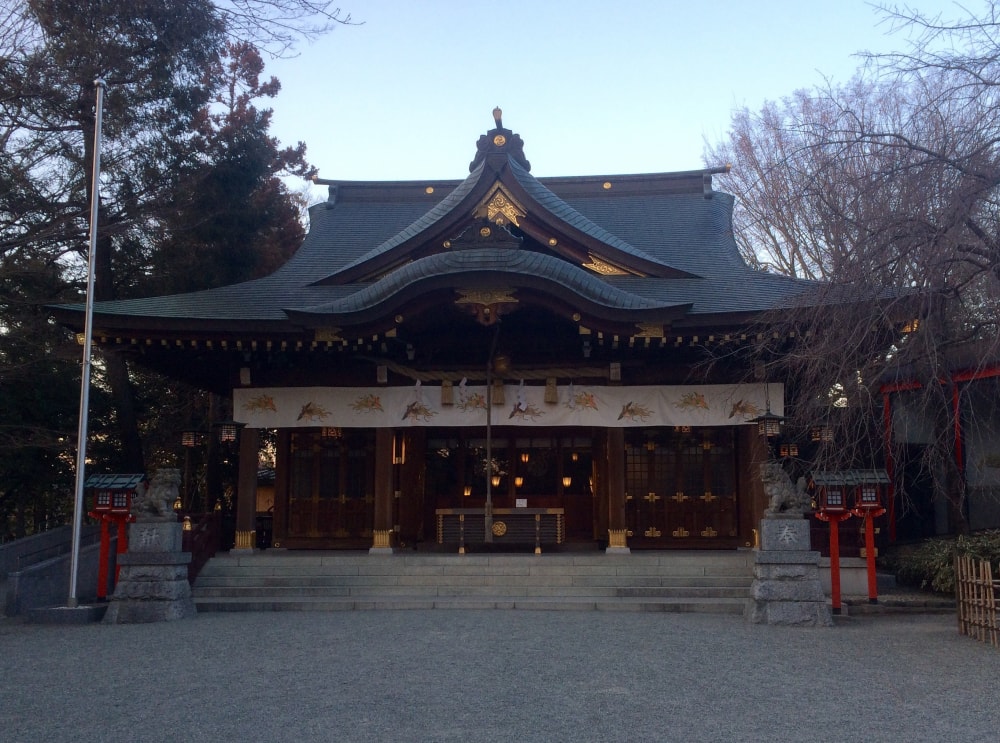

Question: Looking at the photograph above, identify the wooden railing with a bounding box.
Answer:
[955,555,999,648]
[182,512,222,583]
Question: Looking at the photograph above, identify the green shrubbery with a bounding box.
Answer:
[880,530,1000,594]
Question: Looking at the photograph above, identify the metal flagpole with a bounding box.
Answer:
[484,323,501,544]
[67,79,106,608]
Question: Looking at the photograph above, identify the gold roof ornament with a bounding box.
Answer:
[475,183,527,228]
[582,254,629,276]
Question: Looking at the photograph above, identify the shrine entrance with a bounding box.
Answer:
[423,427,596,546]
[625,426,739,548]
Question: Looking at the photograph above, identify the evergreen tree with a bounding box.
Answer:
[0,0,348,535]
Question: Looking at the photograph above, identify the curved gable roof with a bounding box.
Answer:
[285,249,692,327]
[308,128,699,286]
[52,115,841,338]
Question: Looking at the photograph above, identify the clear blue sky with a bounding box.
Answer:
[264,0,959,199]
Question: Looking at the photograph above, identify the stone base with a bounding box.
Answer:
[745,540,832,627]
[368,546,395,555]
[103,551,196,624]
[604,546,631,555]
[28,604,108,624]
[745,598,832,626]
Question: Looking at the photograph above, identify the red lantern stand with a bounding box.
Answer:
[850,471,889,605]
[85,474,144,599]
[813,478,853,615]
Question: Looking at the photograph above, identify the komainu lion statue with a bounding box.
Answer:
[132,468,181,521]
[761,462,809,516]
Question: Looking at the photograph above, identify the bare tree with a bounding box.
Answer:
[216,1,355,56]
[705,2,1000,532]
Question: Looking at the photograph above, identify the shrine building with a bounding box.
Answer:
[56,110,840,555]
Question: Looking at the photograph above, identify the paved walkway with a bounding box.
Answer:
[1,610,997,742]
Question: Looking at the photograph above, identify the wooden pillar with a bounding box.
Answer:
[739,426,770,548]
[234,426,259,552]
[606,427,629,551]
[397,428,426,547]
[592,433,609,540]
[372,428,395,552]
[271,430,290,548]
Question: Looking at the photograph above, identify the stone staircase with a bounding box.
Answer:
[192,550,754,614]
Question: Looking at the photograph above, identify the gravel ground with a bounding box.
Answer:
[1,610,997,743]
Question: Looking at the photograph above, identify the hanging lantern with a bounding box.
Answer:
[810,424,834,443]
[216,421,244,443]
[751,410,784,439]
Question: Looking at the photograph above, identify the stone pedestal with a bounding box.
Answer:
[745,516,832,626]
[104,470,197,624]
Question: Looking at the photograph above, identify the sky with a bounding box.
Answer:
[263,0,961,202]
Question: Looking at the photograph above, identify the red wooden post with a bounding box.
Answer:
[818,512,853,615]
[864,510,878,602]
[97,517,110,599]
[813,477,853,616]
[882,393,896,543]
[852,480,887,605]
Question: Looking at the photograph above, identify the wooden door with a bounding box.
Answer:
[625,427,738,547]
[285,429,375,545]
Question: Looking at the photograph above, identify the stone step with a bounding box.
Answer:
[193,595,748,614]
[199,550,753,572]
[616,585,750,599]
[191,550,754,613]
[193,573,752,589]
[197,553,753,575]
[193,584,625,598]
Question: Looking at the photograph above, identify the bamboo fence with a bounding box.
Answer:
[954,555,999,648]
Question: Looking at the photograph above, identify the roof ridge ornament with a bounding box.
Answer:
[470,107,531,173]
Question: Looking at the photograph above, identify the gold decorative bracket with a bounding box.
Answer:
[475,183,527,228]
[634,323,664,338]
[455,288,519,327]
[582,253,630,276]
[314,327,343,343]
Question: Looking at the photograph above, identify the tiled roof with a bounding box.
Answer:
[55,124,839,331]
[507,161,689,275]
[286,249,690,321]
[315,165,486,281]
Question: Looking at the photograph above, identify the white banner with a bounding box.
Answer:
[233,383,783,430]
